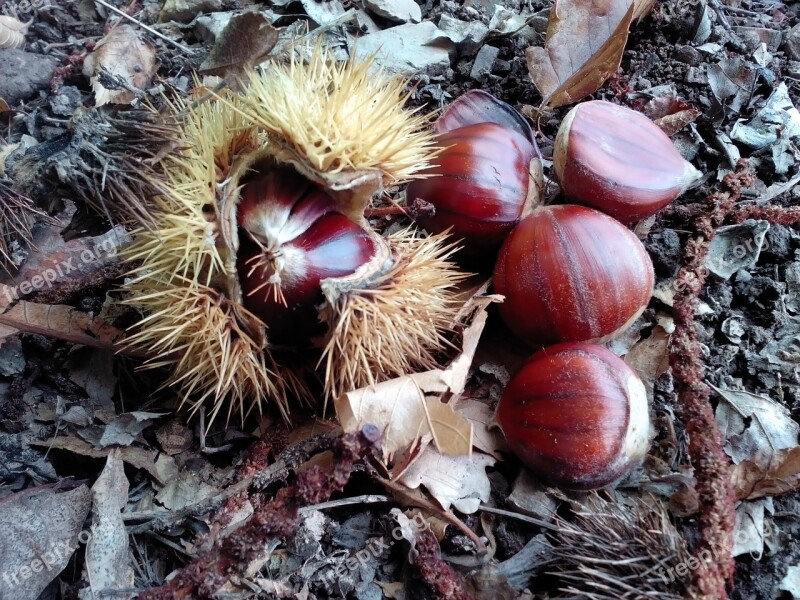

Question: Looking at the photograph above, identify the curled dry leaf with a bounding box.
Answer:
[84,25,157,106]
[334,293,498,461]
[199,11,279,89]
[0,295,127,354]
[525,0,635,108]
[397,447,495,514]
[0,15,29,49]
[0,97,9,112]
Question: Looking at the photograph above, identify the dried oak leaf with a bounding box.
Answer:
[84,25,157,106]
[0,295,126,353]
[199,12,279,90]
[713,384,799,465]
[31,436,179,485]
[525,0,635,108]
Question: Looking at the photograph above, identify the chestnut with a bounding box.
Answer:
[406,122,536,260]
[493,205,654,346]
[236,168,376,344]
[554,100,701,223]
[496,342,650,490]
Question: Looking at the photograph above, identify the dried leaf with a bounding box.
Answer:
[84,25,157,106]
[732,498,772,558]
[335,296,496,460]
[525,0,635,108]
[0,485,91,600]
[0,298,127,353]
[712,384,799,464]
[199,12,279,89]
[0,15,28,49]
[732,446,800,501]
[624,325,671,399]
[81,452,134,600]
[670,447,800,515]
[398,447,495,514]
[0,211,128,300]
[31,436,179,485]
[0,97,9,112]
[632,0,656,22]
[457,398,508,460]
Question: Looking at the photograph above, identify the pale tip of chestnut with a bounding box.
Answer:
[619,371,651,467]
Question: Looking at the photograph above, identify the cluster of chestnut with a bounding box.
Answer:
[407,92,701,490]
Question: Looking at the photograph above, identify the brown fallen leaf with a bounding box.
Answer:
[83,452,135,600]
[731,447,800,501]
[0,298,127,353]
[632,0,656,21]
[624,325,671,399]
[0,485,91,600]
[0,202,128,303]
[0,97,9,112]
[199,12,279,90]
[398,447,495,514]
[525,0,635,108]
[643,95,701,136]
[83,24,157,106]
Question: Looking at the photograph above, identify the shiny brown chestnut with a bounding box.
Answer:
[406,122,536,260]
[493,205,654,346]
[554,100,701,223]
[496,342,650,490]
[236,168,376,344]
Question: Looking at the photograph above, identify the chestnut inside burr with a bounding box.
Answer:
[235,167,376,345]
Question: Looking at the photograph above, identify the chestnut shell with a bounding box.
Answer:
[554,100,700,223]
[493,204,654,346]
[406,122,535,260]
[496,342,650,490]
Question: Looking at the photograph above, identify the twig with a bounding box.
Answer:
[93,0,194,55]
[136,429,377,599]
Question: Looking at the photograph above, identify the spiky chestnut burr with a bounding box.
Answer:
[121,49,465,422]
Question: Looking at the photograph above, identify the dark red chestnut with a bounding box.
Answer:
[493,205,654,346]
[554,100,701,223]
[496,342,650,490]
[236,168,375,344]
[406,122,536,260]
